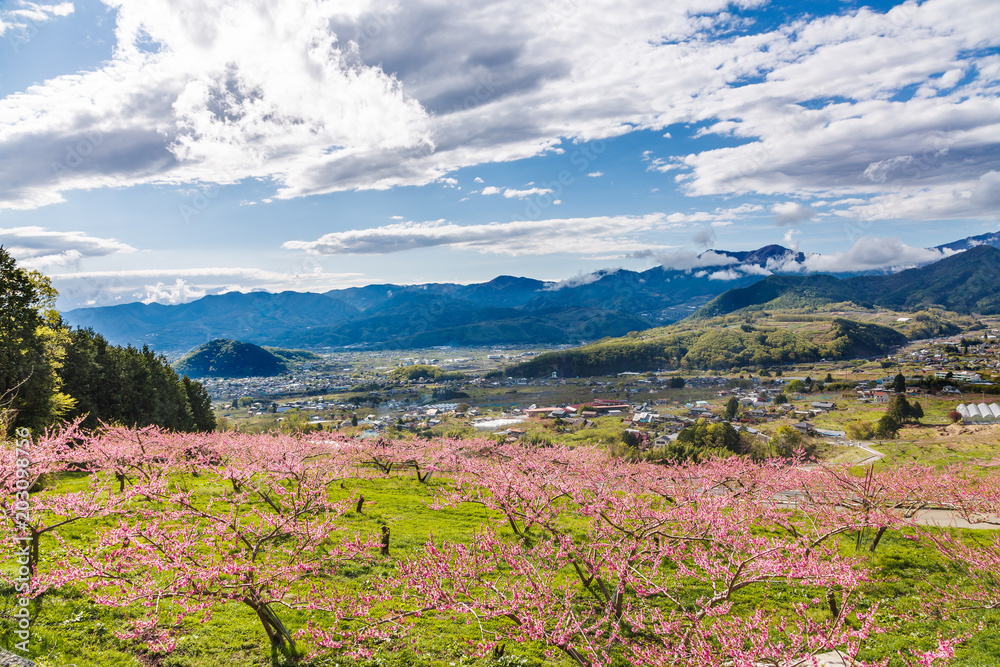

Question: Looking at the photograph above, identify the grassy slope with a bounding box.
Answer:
[508,311,914,377]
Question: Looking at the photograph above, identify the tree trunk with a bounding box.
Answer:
[30,530,40,571]
[379,526,390,556]
[826,588,839,618]
[356,494,365,514]
[245,598,297,660]
[869,525,888,552]
[562,645,591,667]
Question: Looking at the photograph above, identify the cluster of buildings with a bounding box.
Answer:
[900,332,1000,378]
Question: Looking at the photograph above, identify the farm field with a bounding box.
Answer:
[3,425,1000,667]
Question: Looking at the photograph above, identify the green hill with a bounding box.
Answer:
[507,316,908,377]
[696,245,1000,318]
[174,339,290,378]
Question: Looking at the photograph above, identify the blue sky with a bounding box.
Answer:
[1,0,998,309]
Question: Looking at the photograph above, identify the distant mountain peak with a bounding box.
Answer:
[63,233,1000,354]
[701,244,805,267]
[935,230,1000,253]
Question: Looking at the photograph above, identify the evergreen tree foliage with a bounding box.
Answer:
[183,376,216,432]
[59,329,205,431]
[0,247,74,432]
[0,246,215,433]
[723,396,739,421]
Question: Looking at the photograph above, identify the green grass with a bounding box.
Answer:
[4,466,1000,667]
[1,472,572,667]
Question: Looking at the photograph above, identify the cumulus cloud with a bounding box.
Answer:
[283,214,683,257]
[971,170,1000,209]
[138,279,208,306]
[670,0,1000,221]
[783,228,802,250]
[639,250,739,272]
[708,269,743,281]
[798,237,958,273]
[0,0,997,229]
[773,202,817,226]
[545,271,607,291]
[0,226,134,269]
[480,186,501,195]
[642,235,959,278]
[0,0,430,210]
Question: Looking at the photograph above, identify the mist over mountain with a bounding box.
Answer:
[697,245,1000,318]
[934,230,1000,253]
[62,233,997,354]
[64,246,787,353]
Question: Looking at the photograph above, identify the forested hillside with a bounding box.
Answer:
[174,339,290,379]
[508,316,908,377]
[0,248,214,434]
[697,245,1000,317]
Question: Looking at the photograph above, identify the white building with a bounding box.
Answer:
[956,403,1000,424]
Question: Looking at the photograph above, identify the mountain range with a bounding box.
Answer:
[62,234,1000,354]
[696,245,1000,318]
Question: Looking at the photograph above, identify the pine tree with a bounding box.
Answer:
[0,247,73,432]
[183,376,217,432]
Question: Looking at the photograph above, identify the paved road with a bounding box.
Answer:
[845,439,885,466]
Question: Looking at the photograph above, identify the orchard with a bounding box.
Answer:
[2,422,999,666]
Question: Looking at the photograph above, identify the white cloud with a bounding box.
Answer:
[798,237,958,273]
[50,266,366,308]
[0,0,430,210]
[0,0,997,230]
[708,269,742,281]
[503,187,552,199]
[138,279,207,305]
[639,250,739,271]
[0,1,74,38]
[474,176,484,183]
[0,226,134,269]
[639,234,961,279]
[283,214,683,257]
[670,1,1000,221]
[480,186,501,195]
[772,202,817,226]
[587,171,604,178]
[545,271,606,291]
